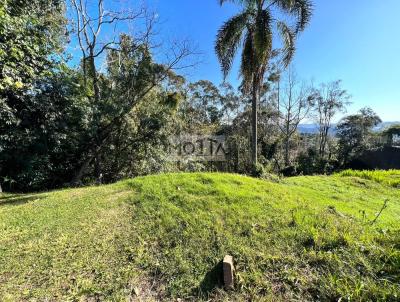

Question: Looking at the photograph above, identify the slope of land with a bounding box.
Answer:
[0,172,399,301]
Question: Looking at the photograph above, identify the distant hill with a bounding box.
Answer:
[298,121,400,134]
[297,123,336,134]
[373,121,400,132]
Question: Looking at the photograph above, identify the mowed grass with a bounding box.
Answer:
[0,172,399,301]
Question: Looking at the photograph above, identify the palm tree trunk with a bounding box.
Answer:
[251,82,259,167]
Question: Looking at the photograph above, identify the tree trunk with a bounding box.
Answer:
[88,51,101,105]
[320,127,330,159]
[235,139,239,173]
[251,82,259,168]
[71,156,93,186]
[89,50,102,182]
[284,117,291,166]
[319,127,326,158]
[284,137,290,166]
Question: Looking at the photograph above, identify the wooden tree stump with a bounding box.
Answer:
[223,255,234,289]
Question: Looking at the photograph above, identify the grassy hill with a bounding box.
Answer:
[0,172,399,301]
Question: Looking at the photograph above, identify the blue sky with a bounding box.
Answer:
[145,0,400,121]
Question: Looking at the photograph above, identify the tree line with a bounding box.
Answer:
[0,0,396,191]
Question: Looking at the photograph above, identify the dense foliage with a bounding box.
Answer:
[0,0,66,190]
[336,107,382,165]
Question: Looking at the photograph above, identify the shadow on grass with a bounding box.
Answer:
[194,260,224,297]
[0,194,45,207]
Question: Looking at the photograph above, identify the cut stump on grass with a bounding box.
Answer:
[223,255,234,290]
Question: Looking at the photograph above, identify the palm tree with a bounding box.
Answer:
[215,0,313,169]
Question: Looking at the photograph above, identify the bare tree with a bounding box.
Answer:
[313,80,351,159]
[276,68,313,166]
[70,0,146,97]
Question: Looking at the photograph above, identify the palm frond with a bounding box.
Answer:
[215,12,249,79]
[277,21,296,67]
[275,0,313,33]
[219,0,257,7]
[254,9,272,62]
[240,31,255,92]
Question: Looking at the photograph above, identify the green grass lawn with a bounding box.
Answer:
[1,172,399,301]
[338,169,400,188]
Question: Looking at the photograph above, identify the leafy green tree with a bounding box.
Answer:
[0,0,65,92]
[219,82,242,124]
[0,66,90,191]
[337,107,381,165]
[382,124,400,146]
[215,0,313,168]
[90,35,187,182]
[187,80,222,126]
[68,0,195,184]
[0,0,66,191]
